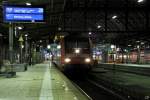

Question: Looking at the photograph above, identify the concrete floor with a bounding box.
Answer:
[0,62,89,100]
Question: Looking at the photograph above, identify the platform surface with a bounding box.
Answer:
[101,63,150,68]
[0,62,89,100]
[116,64,150,68]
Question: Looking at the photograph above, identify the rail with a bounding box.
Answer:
[71,81,93,100]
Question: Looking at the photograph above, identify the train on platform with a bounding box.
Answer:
[60,36,93,75]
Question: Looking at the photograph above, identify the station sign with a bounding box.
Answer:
[3,5,45,23]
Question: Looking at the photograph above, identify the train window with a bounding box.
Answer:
[65,38,90,54]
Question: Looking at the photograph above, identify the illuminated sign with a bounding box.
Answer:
[3,6,45,23]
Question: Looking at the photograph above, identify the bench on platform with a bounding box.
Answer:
[0,60,28,78]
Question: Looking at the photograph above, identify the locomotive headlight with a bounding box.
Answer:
[85,58,91,63]
[75,48,80,54]
[65,58,71,63]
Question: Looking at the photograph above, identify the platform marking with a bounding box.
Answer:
[39,62,54,100]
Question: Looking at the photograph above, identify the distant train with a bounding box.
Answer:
[60,36,93,74]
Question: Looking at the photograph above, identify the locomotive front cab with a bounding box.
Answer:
[62,37,93,66]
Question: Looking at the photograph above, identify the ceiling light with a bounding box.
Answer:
[136,40,140,43]
[137,0,144,3]
[111,45,115,49]
[18,26,23,30]
[112,15,117,19]
[124,49,127,52]
[137,45,140,48]
[25,34,28,37]
[141,42,145,45]
[128,44,132,47]
[26,2,31,6]
[97,25,101,29]
[57,45,61,49]
[47,45,51,49]
[40,40,42,43]
[116,48,120,51]
[21,45,24,49]
[89,32,92,35]
[58,27,62,31]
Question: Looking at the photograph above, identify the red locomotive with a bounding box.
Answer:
[60,36,93,75]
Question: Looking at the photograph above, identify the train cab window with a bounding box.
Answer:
[65,38,90,54]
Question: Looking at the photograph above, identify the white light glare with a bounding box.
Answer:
[26,2,31,6]
[40,40,42,43]
[124,55,127,59]
[47,45,51,49]
[137,0,144,3]
[21,45,24,49]
[97,25,101,29]
[89,32,92,35]
[25,34,28,37]
[112,15,117,19]
[57,45,61,49]
[141,42,145,45]
[18,26,23,30]
[111,45,115,49]
[75,49,80,54]
[116,48,120,51]
[85,58,91,63]
[65,58,71,63]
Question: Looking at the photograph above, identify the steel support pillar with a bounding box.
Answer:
[9,23,14,64]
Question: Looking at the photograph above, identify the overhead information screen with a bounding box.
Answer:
[3,6,45,23]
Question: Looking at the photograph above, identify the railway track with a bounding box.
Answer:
[72,77,128,100]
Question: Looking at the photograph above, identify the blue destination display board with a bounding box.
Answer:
[3,6,45,23]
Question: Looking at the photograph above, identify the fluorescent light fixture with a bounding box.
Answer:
[26,2,31,6]
[137,0,144,3]
[112,15,117,19]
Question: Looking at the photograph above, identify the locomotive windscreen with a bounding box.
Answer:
[65,37,90,54]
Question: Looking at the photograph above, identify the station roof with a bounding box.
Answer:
[0,0,150,47]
